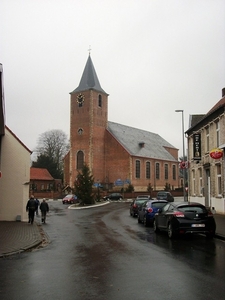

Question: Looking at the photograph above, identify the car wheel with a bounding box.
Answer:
[119,197,122,200]
[153,220,159,233]
[167,223,175,239]
[144,216,149,227]
[138,214,141,223]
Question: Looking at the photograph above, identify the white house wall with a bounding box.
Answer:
[0,127,31,221]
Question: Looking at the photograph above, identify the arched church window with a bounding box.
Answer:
[77,151,84,169]
[98,95,102,107]
[136,160,140,178]
[78,128,83,135]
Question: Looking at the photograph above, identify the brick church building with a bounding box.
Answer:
[64,55,179,192]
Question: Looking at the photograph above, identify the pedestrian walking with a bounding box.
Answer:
[35,198,40,215]
[40,198,49,224]
[26,195,38,224]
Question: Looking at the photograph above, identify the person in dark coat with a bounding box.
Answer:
[40,198,49,223]
[26,195,38,224]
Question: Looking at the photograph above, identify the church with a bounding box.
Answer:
[64,55,179,192]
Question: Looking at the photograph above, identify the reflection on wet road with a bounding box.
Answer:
[0,201,224,300]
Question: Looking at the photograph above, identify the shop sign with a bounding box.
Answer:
[210,148,223,159]
[193,134,201,160]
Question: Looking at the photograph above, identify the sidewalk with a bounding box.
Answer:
[0,212,224,258]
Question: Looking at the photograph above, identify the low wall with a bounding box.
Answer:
[189,196,225,214]
[29,191,62,200]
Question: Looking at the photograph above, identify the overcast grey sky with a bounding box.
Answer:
[1,0,225,158]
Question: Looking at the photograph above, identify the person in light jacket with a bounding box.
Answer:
[40,198,49,224]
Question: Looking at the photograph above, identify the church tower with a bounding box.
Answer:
[69,55,108,186]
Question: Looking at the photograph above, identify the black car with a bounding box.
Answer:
[157,191,174,202]
[137,200,168,226]
[103,193,123,201]
[153,202,216,239]
[130,198,150,217]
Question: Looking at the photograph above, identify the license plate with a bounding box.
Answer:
[191,224,205,227]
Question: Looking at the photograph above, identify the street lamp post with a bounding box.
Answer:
[175,109,186,201]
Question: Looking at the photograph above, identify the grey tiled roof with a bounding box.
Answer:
[107,121,178,161]
[71,55,107,94]
[188,114,205,128]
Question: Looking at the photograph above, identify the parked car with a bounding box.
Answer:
[136,195,152,200]
[103,193,123,201]
[137,200,168,226]
[153,202,216,239]
[130,197,151,217]
[62,194,79,204]
[157,191,174,202]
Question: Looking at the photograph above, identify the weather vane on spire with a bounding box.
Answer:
[88,45,91,55]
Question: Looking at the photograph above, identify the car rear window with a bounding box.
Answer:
[136,199,148,204]
[178,205,207,213]
[151,202,167,208]
[157,193,166,197]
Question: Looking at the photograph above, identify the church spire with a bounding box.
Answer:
[71,55,107,94]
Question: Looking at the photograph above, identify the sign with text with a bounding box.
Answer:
[193,134,201,160]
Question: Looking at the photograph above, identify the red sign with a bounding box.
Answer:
[210,148,223,159]
[179,161,189,169]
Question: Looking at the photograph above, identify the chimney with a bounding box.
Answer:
[222,87,225,98]
[139,142,145,148]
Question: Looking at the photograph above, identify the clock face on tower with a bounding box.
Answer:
[77,93,85,105]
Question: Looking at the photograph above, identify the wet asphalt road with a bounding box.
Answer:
[0,201,224,300]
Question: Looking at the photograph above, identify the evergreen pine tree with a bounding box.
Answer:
[74,164,95,205]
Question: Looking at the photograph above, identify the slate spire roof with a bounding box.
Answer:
[71,55,107,94]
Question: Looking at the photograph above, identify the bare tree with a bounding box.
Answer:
[35,129,69,178]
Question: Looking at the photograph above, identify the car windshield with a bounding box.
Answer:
[178,205,207,213]
[65,195,73,198]
[151,202,167,208]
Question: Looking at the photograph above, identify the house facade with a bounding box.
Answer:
[30,167,62,199]
[186,88,225,213]
[64,55,180,192]
[0,64,32,221]
[0,126,32,221]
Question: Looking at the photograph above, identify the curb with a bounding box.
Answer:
[68,201,110,209]
[215,233,225,241]
[0,238,42,258]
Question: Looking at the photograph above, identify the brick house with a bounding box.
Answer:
[64,55,179,192]
[30,167,62,199]
[186,88,225,213]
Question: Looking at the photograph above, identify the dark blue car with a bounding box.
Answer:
[137,200,168,226]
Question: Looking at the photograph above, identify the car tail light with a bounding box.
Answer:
[147,208,153,213]
[133,204,137,208]
[207,210,214,217]
[173,211,185,218]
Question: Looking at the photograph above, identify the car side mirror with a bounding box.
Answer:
[158,208,162,213]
